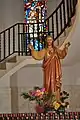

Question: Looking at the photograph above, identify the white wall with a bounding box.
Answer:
[0,0,24,32]
[62,63,80,111]
[17,65,43,113]
[0,75,11,113]
[17,65,43,87]
[47,0,62,17]
[0,0,61,32]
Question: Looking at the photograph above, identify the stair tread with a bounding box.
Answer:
[0,56,28,78]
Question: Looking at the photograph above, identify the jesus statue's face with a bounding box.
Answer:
[47,36,54,47]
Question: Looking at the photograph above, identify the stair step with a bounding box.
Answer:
[6,57,27,71]
[0,55,36,78]
[16,56,29,62]
[0,56,29,78]
[0,62,6,70]
[6,55,17,63]
[6,63,17,71]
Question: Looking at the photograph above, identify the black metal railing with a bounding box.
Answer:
[0,0,77,62]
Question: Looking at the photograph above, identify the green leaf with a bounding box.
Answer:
[21,93,30,99]
[67,93,69,96]
[34,86,41,90]
[29,96,36,101]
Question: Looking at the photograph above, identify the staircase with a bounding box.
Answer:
[0,0,77,79]
[0,0,78,114]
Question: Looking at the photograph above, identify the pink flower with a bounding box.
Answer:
[35,90,41,96]
[29,90,35,96]
[34,88,46,97]
[41,88,45,92]
[31,91,36,96]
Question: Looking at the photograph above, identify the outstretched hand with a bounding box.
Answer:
[28,44,34,50]
[65,42,71,48]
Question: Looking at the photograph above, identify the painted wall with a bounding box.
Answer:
[0,0,61,32]
[0,0,24,32]
[0,75,11,113]
[47,0,62,17]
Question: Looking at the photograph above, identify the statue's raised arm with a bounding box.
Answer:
[28,44,46,60]
[57,42,70,59]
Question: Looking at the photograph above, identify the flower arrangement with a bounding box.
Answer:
[21,86,69,113]
[21,87,51,106]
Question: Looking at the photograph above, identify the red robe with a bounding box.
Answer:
[31,47,67,99]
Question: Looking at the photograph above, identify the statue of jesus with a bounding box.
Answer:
[28,36,70,100]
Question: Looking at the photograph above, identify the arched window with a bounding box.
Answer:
[24,0,47,50]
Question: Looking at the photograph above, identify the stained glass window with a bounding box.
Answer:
[24,0,47,51]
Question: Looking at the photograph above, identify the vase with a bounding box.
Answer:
[35,105,44,113]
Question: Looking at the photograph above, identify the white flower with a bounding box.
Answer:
[61,103,66,106]
[67,105,69,109]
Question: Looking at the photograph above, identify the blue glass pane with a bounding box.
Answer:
[30,39,43,51]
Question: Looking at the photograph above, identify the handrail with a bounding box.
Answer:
[0,0,77,62]
[0,23,18,34]
[46,0,63,20]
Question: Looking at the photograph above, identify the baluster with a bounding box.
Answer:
[37,22,40,51]
[56,10,58,38]
[21,34,23,56]
[60,6,62,32]
[28,33,31,55]
[41,8,42,23]
[22,24,25,56]
[63,0,66,36]
[26,25,27,33]
[8,29,10,56]
[47,19,49,35]
[13,26,15,53]
[3,31,6,59]
[26,25,28,55]
[24,24,27,55]
[25,33,27,56]
[42,22,46,48]
[73,0,76,16]
[52,15,54,39]
[33,24,35,49]
[24,23,27,56]
[28,24,31,55]
[0,34,1,61]
[18,23,20,55]
[63,0,66,28]
[40,22,43,49]
[66,0,70,23]
[69,0,72,18]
